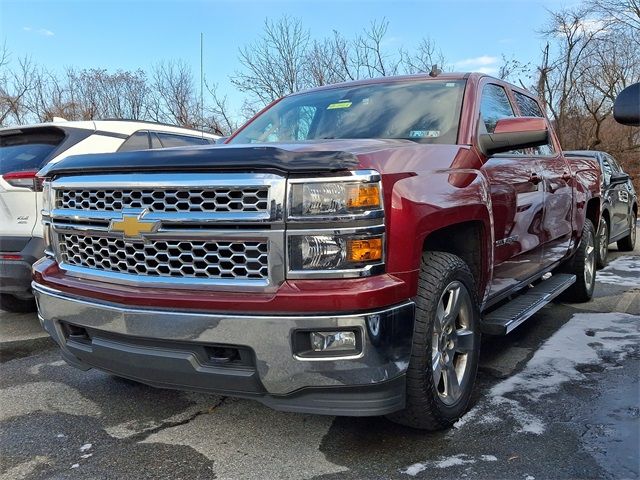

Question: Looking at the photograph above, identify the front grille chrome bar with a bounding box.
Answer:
[48,173,287,291]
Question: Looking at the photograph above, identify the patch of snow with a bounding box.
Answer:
[457,312,639,435]
[28,360,66,376]
[56,433,65,438]
[525,476,535,480]
[401,454,498,476]
[70,464,79,469]
[80,453,93,459]
[597,256,640,287]
[79,443,92,452]
[453,408,478,429]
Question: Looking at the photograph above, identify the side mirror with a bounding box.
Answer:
[478,117,549,156]
[613,83,640,127]
[609,172,630,186]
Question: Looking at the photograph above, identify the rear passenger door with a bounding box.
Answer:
[512,91,573,268]
[479,83,546,298]
[603,154,630,238]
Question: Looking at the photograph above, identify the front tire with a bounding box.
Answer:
[559,219,596,303]
[617,214,637,252]
[596,216,609,269]
[387,251,480,430]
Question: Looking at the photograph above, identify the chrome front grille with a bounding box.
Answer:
[59,234,269,280]
[56,186,269,213]
[46,173,286,291]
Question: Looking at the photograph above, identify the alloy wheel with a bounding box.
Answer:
[598,218,608,264]
[431,281,474,406]
[584,229,596,288]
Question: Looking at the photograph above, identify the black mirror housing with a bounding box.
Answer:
[613,83,640,127]
[609,172,630,186]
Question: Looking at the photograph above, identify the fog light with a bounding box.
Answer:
[310,331,357,352]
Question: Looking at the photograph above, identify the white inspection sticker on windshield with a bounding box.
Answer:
[409,130,440,138]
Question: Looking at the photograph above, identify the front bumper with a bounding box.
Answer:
[33,282,415,416]
[0,236,44,295]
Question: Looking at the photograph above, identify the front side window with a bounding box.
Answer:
[230,80,466,145]
[513,91,555,155]
[480,84,515,134]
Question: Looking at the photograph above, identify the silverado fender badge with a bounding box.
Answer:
[108,209,160,239]
[495,235,519,247]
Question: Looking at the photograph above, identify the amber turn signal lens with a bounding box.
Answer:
[347,238,383,262]
[346,184,381,209]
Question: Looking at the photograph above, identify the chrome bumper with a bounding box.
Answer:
[33,282,414,414]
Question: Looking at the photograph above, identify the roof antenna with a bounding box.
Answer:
[200,32,204,139]
[429,65,441,77]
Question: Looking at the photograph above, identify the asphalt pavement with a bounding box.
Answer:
[0,233,638,480]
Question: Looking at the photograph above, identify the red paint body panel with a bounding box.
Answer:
[34,258,416,314]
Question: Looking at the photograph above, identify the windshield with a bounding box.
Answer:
[230,80,466,145]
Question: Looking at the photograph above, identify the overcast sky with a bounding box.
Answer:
[1,0,579,112]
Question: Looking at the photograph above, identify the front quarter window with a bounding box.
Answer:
[231,80,466,145]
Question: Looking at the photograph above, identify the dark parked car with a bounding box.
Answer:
[566,151,637,267]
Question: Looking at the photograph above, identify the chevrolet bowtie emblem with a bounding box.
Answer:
[109,211,159,239]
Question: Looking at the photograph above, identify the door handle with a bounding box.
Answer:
[528,172,542,185]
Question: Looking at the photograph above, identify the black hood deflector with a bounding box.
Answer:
[40,145,359,177]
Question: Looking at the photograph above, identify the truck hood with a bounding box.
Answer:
[39,139,471,178]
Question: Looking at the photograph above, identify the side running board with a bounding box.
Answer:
[481,274,576,335]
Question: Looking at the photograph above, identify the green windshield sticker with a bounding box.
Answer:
[327,101,352,110]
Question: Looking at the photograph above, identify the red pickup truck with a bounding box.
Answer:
[33,73,601,430]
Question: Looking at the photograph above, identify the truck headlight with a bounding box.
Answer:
[288,231,384,276]
[288,170,382,219]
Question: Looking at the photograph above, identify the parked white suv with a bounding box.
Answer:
[0,119,219,311]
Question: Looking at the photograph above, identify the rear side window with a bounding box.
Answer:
[118,131,150,152]
[513,92,544,117]
[601,156,614,184]
[0,128,65,175]
[155,133,210,148]
[480,84,515,133]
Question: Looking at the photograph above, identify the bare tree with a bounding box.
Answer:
[231,16,310,107]
[401,38,447,74]
[150,60,200,127]
[539,5,608,143]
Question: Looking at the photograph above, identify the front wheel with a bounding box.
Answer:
[559,219,596,303]
[387,251,480,430]
[596,216,609,269]
[617,214,637,252]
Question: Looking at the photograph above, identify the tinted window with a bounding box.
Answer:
[150,132,163,149]
[514,91,544,117]
[118,131,150,152]
[601,156,614,184]
[0,128,65,174]
[512,91,555,156]
[230,80,467,145]
[604,154,622,172]
[480,84,515,133]
[155,133,210,148]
